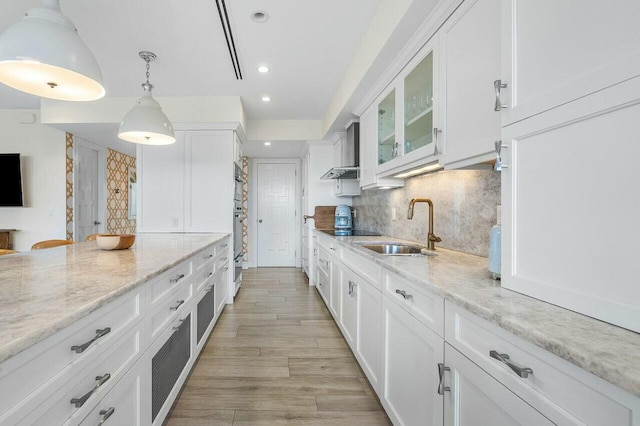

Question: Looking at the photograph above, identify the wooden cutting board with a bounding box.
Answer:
[304,206,336,230]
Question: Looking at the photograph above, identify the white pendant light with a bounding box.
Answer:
[118,51,175,145]
[0,0,105,101]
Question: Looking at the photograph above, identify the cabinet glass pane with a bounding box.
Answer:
[378,90,396,165]
[404,52,434,155]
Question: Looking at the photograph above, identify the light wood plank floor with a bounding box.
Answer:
[165,267,391,426]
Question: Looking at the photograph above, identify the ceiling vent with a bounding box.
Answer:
[215,0,243,80]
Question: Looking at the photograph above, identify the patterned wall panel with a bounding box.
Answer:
[65,133,74,241]
[242,156,248,262]
[106,149,136,234]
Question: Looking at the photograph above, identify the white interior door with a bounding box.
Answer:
[74,143,102,242]
[257,162,297,266]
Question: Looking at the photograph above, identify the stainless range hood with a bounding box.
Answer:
[320,122,359,180]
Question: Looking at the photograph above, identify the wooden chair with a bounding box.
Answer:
[31,240,75,250]
[0,249,18,256]
[85,233,102,242]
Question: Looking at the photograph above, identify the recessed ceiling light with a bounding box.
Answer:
[262,96,271,102]
[264,141,271,146]
[251,11,269,23]
[257,65,270,73]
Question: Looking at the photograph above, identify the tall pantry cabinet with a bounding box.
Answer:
[137,126,243,302]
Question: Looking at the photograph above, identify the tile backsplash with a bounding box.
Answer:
[352,170,500,257]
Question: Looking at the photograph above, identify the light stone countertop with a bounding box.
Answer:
[0,233,228,364]
[319,232,640,398]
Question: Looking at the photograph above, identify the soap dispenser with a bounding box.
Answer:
[489,206,501,280]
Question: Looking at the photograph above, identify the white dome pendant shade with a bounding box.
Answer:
[0,0,105,101]
[118,51,175,145]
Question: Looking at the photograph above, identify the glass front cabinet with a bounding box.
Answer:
[375,37,440,176]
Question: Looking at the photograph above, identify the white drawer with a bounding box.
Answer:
[318,248,331,277]
[214,252,230,274]
[445,302,640,425]
[194,263,215,293]
[150,282,193,341]
[341,248,381,289]
[15,324,143,426]
[193,247,215,272]
[383,270,444,337]
[78,359,144,426]
[149,260,192,306]
[0,289,142,421]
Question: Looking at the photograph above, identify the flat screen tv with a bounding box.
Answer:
[0,154,23,207]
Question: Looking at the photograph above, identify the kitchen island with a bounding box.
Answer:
[0,232,231,426]
[311,231,640,425]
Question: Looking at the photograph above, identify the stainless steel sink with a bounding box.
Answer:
[358,243,437,257]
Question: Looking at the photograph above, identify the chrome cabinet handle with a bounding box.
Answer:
[170,274,185,284]
[71,328,111,354]
[433,128,442,156]
[204,254,214,259]
[395,289,413,300]
[494,141,509,171]
[329,247,336,252]
[348,281,357,297]
[170,300,185,311]
[392,142,399,158]
[494,79,508,111]
[437,363,450,395]
[207,272,213,278]
[490,350,533,378]
[70,373,111,408]
[98,407,115,425]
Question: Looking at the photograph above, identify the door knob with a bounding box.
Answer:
[258,219,263,223]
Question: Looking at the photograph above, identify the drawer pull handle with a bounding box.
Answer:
[208,272,213,278]
[490,350,533,378]
[330,247,336,252]
[98,407,115,425]
[172,318,186,332]
[70,373,111,408]
[437,363,450,395]
[71,327,111,354]
[170,274,185,284]
[170,300,185,311]
[204,254,214,259]
[395,289,413,300]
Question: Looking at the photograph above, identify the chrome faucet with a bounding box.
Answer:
[407,198,442,250]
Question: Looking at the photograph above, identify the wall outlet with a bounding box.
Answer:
[392,208,397,220]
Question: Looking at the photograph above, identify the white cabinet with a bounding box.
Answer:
[500,0,640,126]
[138,129,235,233]
[79,359,146,426]
[137,133,185,232]
[375,38,442,178]
[359,107,404,189]
[439,0,501,168]
[354,273,381,392]
[329,254,340,318]
[501,78,640,332]
[184,131,234,232]
[443,344,552,426]
[380,296,443,426]
[339,267,358,348]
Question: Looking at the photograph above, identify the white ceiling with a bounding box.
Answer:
[0,0,380,123]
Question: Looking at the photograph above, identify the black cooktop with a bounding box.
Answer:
[318,229,381,237]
